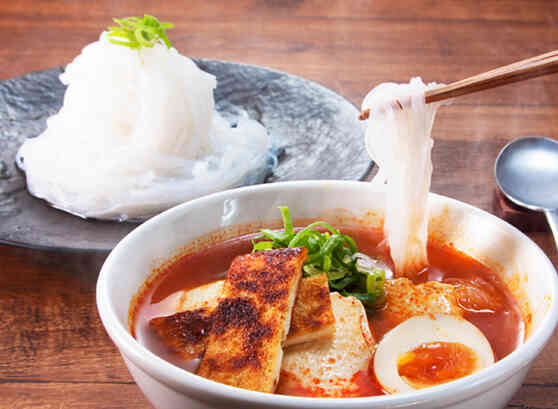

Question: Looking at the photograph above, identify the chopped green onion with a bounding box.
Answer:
[320,235,345,257]
[326,268,347,281]
[107,14,173,50]
[343,235,358,253]
[306,234,320,253]
[252,241,274,252]
[258,229,290,243]
[330,274,359,290]
[303,264,323,276]
[251,206,386,310]
[279,206,294,236]
[322,254,332,272]
[366,269,386,295]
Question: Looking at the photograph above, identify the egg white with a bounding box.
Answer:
[373,314,494,394]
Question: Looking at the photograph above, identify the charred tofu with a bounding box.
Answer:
[285,273,335,347]
[277,292,375,397]
[149,281,224,360]
[149,272,335,366]
[149,309,213,361]
[197,247,307,393]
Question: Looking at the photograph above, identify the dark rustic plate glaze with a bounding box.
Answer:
[0,59,372,251]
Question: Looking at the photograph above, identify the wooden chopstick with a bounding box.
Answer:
[358,50,558,120]
[424,50,558,103]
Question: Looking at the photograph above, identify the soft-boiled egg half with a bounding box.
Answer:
[374,314,494,393]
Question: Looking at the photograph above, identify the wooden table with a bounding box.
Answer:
[2,1,558,407]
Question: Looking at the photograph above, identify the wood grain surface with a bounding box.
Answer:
[2,1,558,408]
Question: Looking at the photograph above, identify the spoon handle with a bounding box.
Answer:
[425,50,558,104]
[544,209,558,250]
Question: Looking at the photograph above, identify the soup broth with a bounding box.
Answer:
[131,225,523,397]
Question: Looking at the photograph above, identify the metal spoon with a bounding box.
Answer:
[495,136,558,249]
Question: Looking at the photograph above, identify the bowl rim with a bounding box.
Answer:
[97,180,558,408]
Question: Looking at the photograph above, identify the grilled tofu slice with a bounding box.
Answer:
[149,308,213,361]
[177,280,224,311]
[373,277,463,339]
[150,273,335,364]
[285,273,335,347]
[384,277,463,321]
[277,292,375,397]
[149,281,224,360]
[197,247,307,393]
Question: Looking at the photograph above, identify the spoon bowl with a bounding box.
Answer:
[495,136,558,248]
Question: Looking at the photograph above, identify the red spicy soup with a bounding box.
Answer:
[131,225,523,396]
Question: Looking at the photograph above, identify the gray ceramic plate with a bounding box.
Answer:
[0,59,372,252]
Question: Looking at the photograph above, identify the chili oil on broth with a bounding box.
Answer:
[130,224,523,396]
[364,237,524,362]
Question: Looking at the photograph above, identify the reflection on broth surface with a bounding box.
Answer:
[130,224,522,397]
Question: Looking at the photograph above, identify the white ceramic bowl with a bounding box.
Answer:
[97,180,558,409]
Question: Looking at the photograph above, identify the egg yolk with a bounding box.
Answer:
[397,342,478,388]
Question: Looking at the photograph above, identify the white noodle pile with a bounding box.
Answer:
[361,78,448,276]
[17,34,272,221]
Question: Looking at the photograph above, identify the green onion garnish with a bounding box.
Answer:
[107,14,173,50]
[252,206,386,309]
